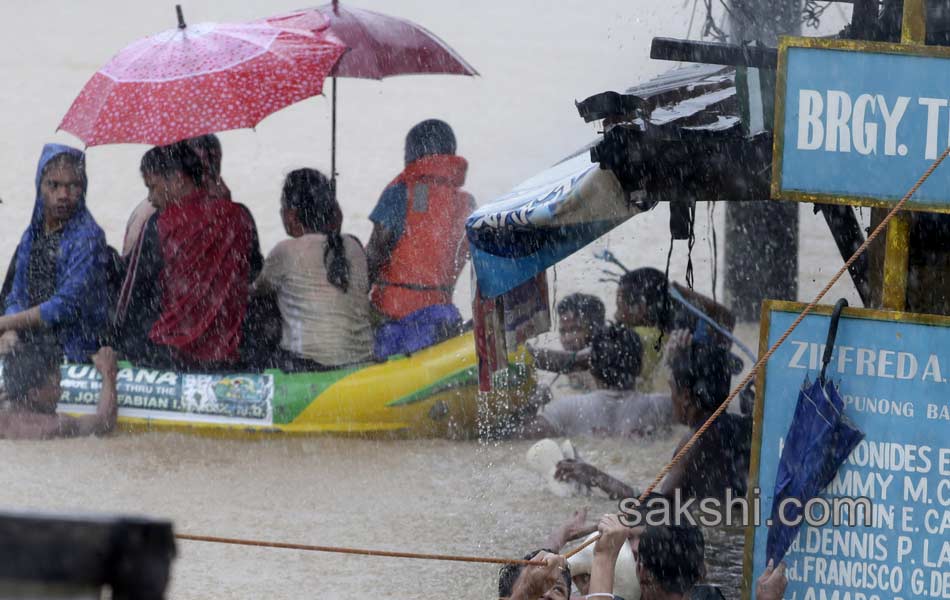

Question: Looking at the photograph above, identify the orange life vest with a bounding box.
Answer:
[372,154,474,320]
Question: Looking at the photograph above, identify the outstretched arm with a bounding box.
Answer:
[555,459,639,500]
[527,346,590,374]
[544,508,596,552]
[68,347,119,436]
[0,348,117,440]
[0,307,44,333]
[589,514,641,596]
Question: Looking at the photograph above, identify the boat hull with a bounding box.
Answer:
[52,333,534,439]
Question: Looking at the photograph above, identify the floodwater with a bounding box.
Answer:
[0,1,857,598]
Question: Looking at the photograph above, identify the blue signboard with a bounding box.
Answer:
[746,301,950,600]
[773,38,950,212]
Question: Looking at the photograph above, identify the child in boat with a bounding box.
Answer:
[521,323,673,438]
[116,141,259,370]
[0,144,109,363]
[554,332,751,501]
[250,169,374,371]
[0,340,117,439]
[366,119,475,359]
[528,293,605,392]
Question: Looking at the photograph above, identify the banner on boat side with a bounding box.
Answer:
[773,37,950,213]
[745,301,950,600]
[55,365,274,426]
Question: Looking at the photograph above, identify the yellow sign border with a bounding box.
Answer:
[741,299,950,599]
[772,36,950,214]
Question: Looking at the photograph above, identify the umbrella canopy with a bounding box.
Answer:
[266,3,477,181]
[59,9,346,146]
[764,300,865,565]
[271,3,478,79]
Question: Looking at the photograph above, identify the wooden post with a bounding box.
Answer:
[724,0,800,321]
[879,0,926,311]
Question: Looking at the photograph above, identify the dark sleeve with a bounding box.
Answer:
[0,248,17,309]
[129,216,163,326]
[4,236,28,316]
[239,204,264,282]
[369,183,408,242]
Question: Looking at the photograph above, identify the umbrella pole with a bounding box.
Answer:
[331,76,338,193]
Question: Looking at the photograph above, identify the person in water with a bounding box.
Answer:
[116,141,258,370]
[616,268,736,346]
[555,332,751,501]
[367,119,475,358]
[591,513,787,600]
[528,293,605,392]
[0,144,109,362]
[615,268,737,393]
[251,169,374,371]
[0,341,117,439]
[521,323,672,438]
[498,549,571,600]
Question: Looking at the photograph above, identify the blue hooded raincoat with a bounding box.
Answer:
[4,144,109,361]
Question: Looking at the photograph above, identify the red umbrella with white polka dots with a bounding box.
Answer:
[58,6,346,147]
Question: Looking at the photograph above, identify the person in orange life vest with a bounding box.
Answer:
[366,120,475,358]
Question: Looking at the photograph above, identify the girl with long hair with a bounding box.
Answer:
[252,169,374,370]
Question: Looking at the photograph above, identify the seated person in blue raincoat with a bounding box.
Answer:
[0,144,109,362]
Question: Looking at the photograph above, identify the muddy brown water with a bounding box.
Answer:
[0,432,745,598]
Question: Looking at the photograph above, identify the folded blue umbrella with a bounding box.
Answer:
[765,300,865,565]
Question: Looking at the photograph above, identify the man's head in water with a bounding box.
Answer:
[556,293,605,353]
[668,337,731,426]
[637,522,706,599]
[40,152,85,233]
[2,341,63,414]
[140,141,204,211]
[590,323,642,391]
[616,268,670,331]
[497,549,571,599]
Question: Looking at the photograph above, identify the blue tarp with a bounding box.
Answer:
[466,153,648,298]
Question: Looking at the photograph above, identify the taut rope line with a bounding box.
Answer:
[565,144,950,560]
[174,533,545,566]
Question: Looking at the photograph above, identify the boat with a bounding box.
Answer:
[54,332,535,439]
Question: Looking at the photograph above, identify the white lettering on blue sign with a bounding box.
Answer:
[751,307,950,600]
[796,90,910,157]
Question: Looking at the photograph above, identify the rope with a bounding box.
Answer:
[565,144,950,560]
[175,533,545,567]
